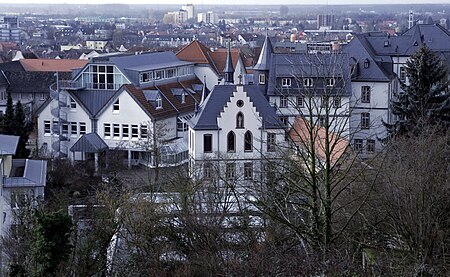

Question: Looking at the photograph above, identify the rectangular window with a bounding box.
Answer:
[326,78,335,87]
[113,124,120,138]
[280,96,288,108]
[226,163,236,179]
[244,162,253,180]
[399,66,406,82]
[203,134,212,153]
[131,124,139,139]
[39,93,46,100]
[71,122,77,137]
[280,116,288,126]
[281,78,291,87]
[177,118,188,132]
[70,97,76,110]
[140,124,148,139]
[44,120,51,135]
[321,96,327,107]
[259,74,265,84]
[296,96,304,107]
[79,122,86,135]
[267,133,276,152]
[203,163,212,179]
[354,139,363,151]
[62,123,69,136]
[361,113,370,129]
[361,86,371,103]
[104,123,111,138]
[333,97,341,108]
[367,139,375,153]
[113,99,119,113]
[122,124,129,139]
[303,78,313,87]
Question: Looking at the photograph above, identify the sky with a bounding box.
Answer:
[0,0,449,5]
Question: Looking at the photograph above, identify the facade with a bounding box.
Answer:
[0,16,20,43]
[197,11,219,25]
[181,4,195,20]
[36,51,204,169]
[0,135,47,239]
[188,85,285,182]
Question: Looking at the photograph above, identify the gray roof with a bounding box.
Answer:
[223,42,234,74]
[3,159,47,187]
[267,52,353,96]
[70,89,116,117]
[343,37,393,82]
[189,85,281,130]
[70,133,108,153]
[0,134,19,155]
[253,35,273,71]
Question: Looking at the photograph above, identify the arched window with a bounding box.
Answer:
[244,131,252,152]
[236,112,244,128]
[227,131,235,152]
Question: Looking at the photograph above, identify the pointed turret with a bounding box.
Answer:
[200,75,207,105]
[253,32,273,71]
[223,38,234,84]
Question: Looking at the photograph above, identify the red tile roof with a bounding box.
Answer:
[289,116,349,166]
[19,59,87,72]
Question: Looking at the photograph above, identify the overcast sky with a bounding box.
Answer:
[1,0,449,5]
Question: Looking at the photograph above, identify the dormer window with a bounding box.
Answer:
[303,78,313,87]
[364,59,370,68]
[326,78,335,87]
[259,74,265,84]
[156,95,162,109]
[113,99,119,113]
[181,92,185,104]
[282,78,291,87]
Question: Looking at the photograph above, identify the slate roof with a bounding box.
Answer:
[70,133,108,153]
[0,60,25,72]
[253,35,273,71]
[3,159,47,187]
[267,52,352,96]
[0,134,19,155]
[69,89,116,118]
[4,71,71,94]
[189,85,281,130]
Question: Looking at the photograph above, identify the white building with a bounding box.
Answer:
[181,4,195,20]
[36,52,205,170]
[197,11,219,25]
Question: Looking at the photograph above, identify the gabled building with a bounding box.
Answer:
[0,135,47,238]
[36,51,205,169]
[188,84,285,182]
[176,40,248,90]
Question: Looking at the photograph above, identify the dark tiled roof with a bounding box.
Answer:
[70,89,116,118]
[189,85,281,130]
[3,71,71,94]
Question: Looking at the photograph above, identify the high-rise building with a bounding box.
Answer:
[181,4,195,20]
[0,16,20,43]
[197,11,219,25]
[317,14,334,29]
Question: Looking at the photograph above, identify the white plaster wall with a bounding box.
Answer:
[194,65,219,91]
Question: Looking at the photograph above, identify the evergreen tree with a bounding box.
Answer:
[2,89,15,135]
[385,45,450,138]
[14,101,31,158]
[31,210,72,277]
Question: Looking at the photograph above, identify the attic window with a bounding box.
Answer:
[181,92,185,104]
[384,40,389,47]
[364,59,370,68]
[113,99,119,113]
[156,95,162,109]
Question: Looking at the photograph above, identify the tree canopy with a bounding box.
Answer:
[385,45,450,138]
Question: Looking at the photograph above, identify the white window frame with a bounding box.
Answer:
[79,122,87,135]
[104,123,111,139]
[303,78,313,87]
[44,121,51,135]
[71,122,77,137]
[281,78,291,87]
[259,74,265,84]
[113,99,119,113]
[131,124,139,139]
[280,96,288,108]
[113,123,120,139]
[326,78,335,87]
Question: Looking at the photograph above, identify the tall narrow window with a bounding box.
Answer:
[361,113,370,129]
[113,99,119,113]
[259,74,265,84]
[203,163,212,179]
[399,66,406,82]
[280,96,288,108]
[79,122,86,135]
[244,162,253,180]
[354,139,363,151]
[156,95,162,109]
[227,131,235,152]
[203,134,212,153]
[244,131,252,152]
[70,97,76,110]
[297,96,304,107]
[113,124,120,139]
[131,125,139,139]
[226,163,236,179]
[333,97,341,108]
[367,139,375,153]
[361,86,371,103]
[44,121,51,135]
[140,124,148,139]
[122,124,129,139]
[104,123,111,138]
[236,112,244,128]
[71,122,77,137]
[267,133,276,152]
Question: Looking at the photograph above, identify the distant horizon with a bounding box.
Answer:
[0,1,449,6]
